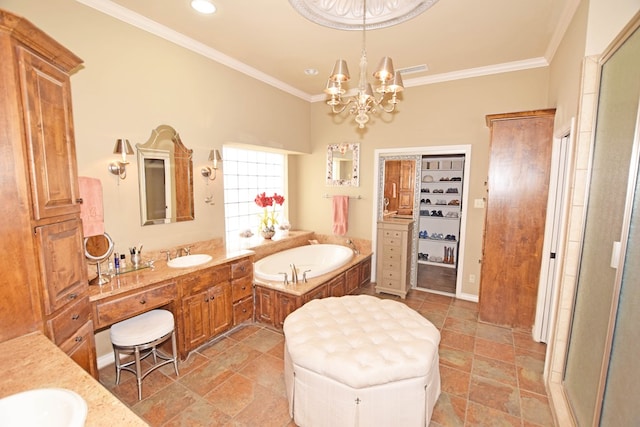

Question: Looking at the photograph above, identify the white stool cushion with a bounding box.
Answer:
[283,295,440,389]
[110,309,175,347]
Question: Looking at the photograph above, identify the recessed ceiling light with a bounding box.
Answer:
[191,0,216,14]
[304,68,319,76]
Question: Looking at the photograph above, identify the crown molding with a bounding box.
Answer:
[77,0,551,105]
[310,58,550,102]
[75,0,313,102]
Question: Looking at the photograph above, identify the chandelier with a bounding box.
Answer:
[323,0,404,128]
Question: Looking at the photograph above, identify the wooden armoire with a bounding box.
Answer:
[0,9,97,376]
[479,109,556,329]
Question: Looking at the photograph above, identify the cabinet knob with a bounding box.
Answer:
[239,266,246,272]
[139,299,146,305]
[241,286,246,291]
[204,298,209,302]
[75,336,83,342]
[76,198,83,204]
[68,293,78,300]
[242,308,247,313]
[71,314,80,321]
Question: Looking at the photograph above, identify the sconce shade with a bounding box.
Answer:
[329,59,350,82]
[202,149,222,180]
[373,56,395,82]
[113,139,134,156]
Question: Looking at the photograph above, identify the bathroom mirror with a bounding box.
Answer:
[137,125,194,226]
[84,233,114,286]
[326,143,359,186]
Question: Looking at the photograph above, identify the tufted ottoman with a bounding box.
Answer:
[283,295,441,427]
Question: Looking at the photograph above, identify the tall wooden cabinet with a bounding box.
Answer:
[384,160,415,215]
[479,109,555,329]
[0,10,96,376]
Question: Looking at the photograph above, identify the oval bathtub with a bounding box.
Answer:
[254,244,354,282]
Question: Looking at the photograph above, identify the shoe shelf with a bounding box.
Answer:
[417,260,456,269]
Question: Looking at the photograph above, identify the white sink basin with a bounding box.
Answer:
[0,388,87,427]
[167,253,213,268]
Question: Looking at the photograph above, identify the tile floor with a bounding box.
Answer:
[99,283,553,426]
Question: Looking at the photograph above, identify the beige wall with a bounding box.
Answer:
[2,0,311,254]
[299,69,551,295]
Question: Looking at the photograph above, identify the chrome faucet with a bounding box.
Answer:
[278,272,289,285]
[346,239,360,255]
[290,264,299,284]
[302,269,311,283]
[176,245,192,258]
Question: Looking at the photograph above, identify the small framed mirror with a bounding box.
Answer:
[326,142,359,186]
[137,125,194,226]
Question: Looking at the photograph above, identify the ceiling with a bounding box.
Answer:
[79,0,577,101]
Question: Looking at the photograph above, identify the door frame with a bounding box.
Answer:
[372,144,472,299]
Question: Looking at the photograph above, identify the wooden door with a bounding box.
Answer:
[479,109,555,329]
[18,48,81,221]
[398,160,415,215]
[182,290,211,350]
[383,160,400,212]
[209,282,233,336]
[35,219,87,315]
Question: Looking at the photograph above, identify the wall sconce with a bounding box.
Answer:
[108,138,134,180]
[201,149,222,180]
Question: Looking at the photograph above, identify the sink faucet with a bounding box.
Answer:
[290,264,299,284]
[175,245,192,258]
[346,239,360,255]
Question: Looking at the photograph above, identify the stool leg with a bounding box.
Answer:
[113,347,122,385]
[170,330,179,377]
[134,346,143,401]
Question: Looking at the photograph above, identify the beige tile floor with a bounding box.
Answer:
[99,283,553,426]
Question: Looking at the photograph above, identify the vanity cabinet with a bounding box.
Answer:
[180,265,232,352]
[230,257,254,325]
[0,11,96,376]
[376,220,413,299]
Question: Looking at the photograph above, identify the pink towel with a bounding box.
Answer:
[332,195,349,236]
[78,176,105,237]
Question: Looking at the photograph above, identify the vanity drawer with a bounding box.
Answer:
[233,295,253,325]
[382,229,403,239]
[94,282,177,329]
[180,265,230,295]
[231,258,252,279]
[231,276,253,302]
[383,237,401,247]
[46,297,92,345]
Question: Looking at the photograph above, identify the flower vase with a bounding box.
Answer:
[260,229,276,240]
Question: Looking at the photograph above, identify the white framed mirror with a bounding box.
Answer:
[136,125,194,226]
[326,142,359,186]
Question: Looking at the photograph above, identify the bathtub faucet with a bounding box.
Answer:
[290,264,299,284]
[346,239,360,255]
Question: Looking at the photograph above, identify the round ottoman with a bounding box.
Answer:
[283,295,441,427]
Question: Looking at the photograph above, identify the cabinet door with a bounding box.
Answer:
[254,287,274,325]
[209,282,232,336]
[58,320,98,379]
[398,160,415,214]
[303,284,328,303]
[275,292,300,329]
[328,275,346,297]
[35,219,87,315]
[359,257,372,285]
[18,48,81,220]
[345,266,360,294]
[182,290,211,350]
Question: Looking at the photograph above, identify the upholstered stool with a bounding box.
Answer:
[283,295,441,427]
[110,309,179,400]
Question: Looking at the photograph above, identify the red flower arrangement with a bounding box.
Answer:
[255,192,285,234]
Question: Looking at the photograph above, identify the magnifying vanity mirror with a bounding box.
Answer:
[137,125,194,226]
[326,143,359,186]
[84,233,114,286]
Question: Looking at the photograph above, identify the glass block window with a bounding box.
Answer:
[222,146,285,245]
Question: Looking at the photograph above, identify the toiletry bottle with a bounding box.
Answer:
[114,253,120,274]
[107,261,114,277]
[120,253,127,269]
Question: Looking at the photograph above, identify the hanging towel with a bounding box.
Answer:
[332,195,349,236]
[78,176,105,237]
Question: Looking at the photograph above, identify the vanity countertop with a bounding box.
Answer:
[88,247,254,302]
[0,332,147,426]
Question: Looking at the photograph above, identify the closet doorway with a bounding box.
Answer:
[373,145,471,298]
